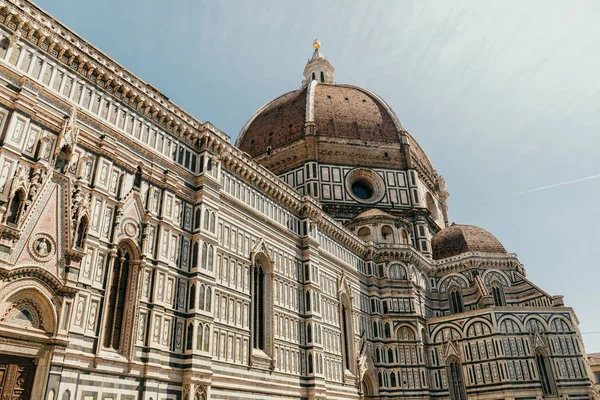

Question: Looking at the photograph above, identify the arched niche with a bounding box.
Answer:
[357,226,371,241]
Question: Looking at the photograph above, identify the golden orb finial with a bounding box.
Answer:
[313,39,320,50]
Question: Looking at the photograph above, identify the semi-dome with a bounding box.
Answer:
[235,43,436,184]
[431,224,507,260]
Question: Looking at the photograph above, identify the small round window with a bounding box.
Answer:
[345,168,386,204]
[351,180,373,200]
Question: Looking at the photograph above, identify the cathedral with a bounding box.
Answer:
[0,1,596,399]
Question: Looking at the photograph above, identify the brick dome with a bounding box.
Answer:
[432,224,507,260]
[236,82,436,179]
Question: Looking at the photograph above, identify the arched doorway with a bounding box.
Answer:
[0,276,67,399]
[361,370,378,399]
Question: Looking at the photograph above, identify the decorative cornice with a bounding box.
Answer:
[0,0,229,147]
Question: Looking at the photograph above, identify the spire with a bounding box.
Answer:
[302,39,334,87]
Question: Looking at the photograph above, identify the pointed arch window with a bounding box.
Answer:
[340,293,354,372]
[207,245,214,270]
[491,282,506,306]
[203,210,210,230]
[192,242,199,269]
[320,71,325,82]
[535,348,556,396]
[390,371,397,387]
[6,188,25,225]
[198,284,205,310]
[74,215,89,248]
[448,287,464,314]
[252,259,266,350]
[103,246,132,350]
[188,284,196,311]
[203,325,210,351]
[186,322,193,350]
[205,287,212,312]
[201,243,208,269]
[196,323,204,350]
[446,356,467,400]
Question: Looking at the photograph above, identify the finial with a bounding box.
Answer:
[313,39,320,50]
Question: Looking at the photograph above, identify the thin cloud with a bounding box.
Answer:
[469,173,600,205]
[511,173,600,196]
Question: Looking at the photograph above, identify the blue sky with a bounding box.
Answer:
[37,0,600,351]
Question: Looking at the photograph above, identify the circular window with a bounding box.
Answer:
[345,168,386,204]
[351,180,373,200]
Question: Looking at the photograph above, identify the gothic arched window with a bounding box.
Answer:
[6,188,25,225]
[448,287,464,314]
[74,215,89,248]
[103,246,132,350]
[205,287,212,312]
[188,284,196,311]
[203,325,210,351]
[196,323,203,350]
[198,284,205,310]
[186,322,193,350]
[209,212,216,232]
[320,71,325,82]
[340,293,354,372]
[390,371,397,387]
[192,242,199,269]
[207,245,214,270]
[201,243,208,269]
[491,282,506,306]
[446,356,467,400]
[194,209,201,229]
[252,260,266,350]
[535,348,556,395]
[203,209,210,230]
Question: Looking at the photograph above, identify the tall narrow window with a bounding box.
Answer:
[491,283,506,306]
[205,287,212,312]
[320,71,325,82]
[198,284,205,310]
[196,323,204,350]
[186,323,193,350]
[74,215,89,248]
[341,294,354,372]
[203,210,210,230]
[253,260,265,350]
[201,243,208,269]
[192,242,199,269]
[312,72,316,81]
[188,284,196,311]
[103,246,131,350]
[535,349,556,395]
[448,288,464,314]
[6,189,25,225]
[446,356,467,400]
[203,325,210,351]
